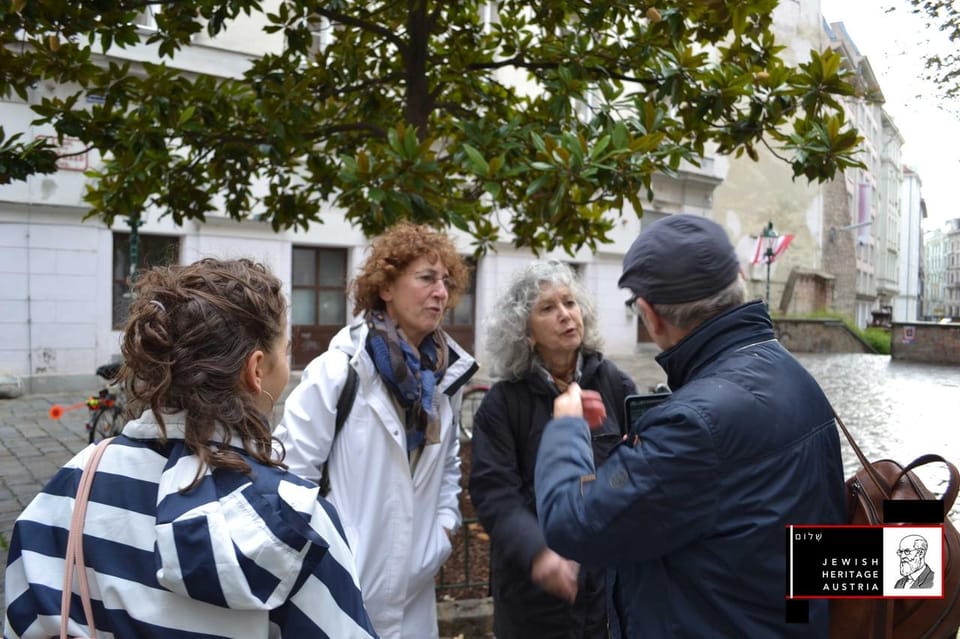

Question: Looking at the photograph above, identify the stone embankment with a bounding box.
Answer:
[890,321,960,365]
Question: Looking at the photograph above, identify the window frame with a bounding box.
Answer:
[112,232,180,329]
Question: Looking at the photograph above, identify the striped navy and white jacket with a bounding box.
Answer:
[3,410,378,639]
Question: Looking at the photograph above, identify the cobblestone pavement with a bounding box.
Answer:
[2,349,958,628]
[0,389,92,615]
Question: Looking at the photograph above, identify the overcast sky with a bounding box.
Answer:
[820,0,959,228]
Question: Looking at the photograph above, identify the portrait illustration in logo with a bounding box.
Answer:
[894,534,935,589]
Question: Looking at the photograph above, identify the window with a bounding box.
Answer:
[291,247,347,326]
[112,233,180,328]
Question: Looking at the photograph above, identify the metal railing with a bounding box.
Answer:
[437,386,493,600]
[435,516,490,599]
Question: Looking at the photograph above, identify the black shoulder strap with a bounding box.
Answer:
[319,364,358,496]
[335,363,359,435]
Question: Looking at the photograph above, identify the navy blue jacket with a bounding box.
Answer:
[535,301,846,638]
[470,353,637,638]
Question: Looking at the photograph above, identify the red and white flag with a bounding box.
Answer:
[751,234,794,265]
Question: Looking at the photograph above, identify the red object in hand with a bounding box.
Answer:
[581,390,607,429]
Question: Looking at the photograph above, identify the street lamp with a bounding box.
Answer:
[761,221,778,309]
[127,213,144,284]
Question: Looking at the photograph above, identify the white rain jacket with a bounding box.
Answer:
[274,319,477,639]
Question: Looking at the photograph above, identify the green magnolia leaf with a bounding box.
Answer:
[462,143,490,176]
[483,181,501,199]
[178,106,196,126]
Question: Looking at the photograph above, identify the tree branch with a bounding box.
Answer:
[314,121,388,139]
[758,136,790,164]
[55,144,96,159]
[316,71,404,99]
[465,56,660,87]
[316,8,406,53]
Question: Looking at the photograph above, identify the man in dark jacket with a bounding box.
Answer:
[534,214,847,638]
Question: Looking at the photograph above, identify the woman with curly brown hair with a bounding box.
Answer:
[275,222,478,639]
[4,258,377,639]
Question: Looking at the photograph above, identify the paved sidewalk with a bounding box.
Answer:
[0,389,92,611]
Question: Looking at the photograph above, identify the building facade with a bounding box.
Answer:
[895,167,925,322]
[922,226,948,320]
[945,219,960,319]
[0,2,929,392]
[710,0,829,314]
[822,21,899,328]
[877,112,905,313]
[1,4,728,391]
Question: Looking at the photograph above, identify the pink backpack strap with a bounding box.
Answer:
[60,437,115,639]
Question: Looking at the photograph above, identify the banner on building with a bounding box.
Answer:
[751,234,795,265]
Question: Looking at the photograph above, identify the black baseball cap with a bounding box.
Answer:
[618,214,740,304]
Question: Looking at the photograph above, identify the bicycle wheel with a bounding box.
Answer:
[89,407,123,443]
[459,385,489,441]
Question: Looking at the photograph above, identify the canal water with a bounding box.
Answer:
[607,351,960,522]
[796,353,960,518]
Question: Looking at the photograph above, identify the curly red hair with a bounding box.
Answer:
[352,222,469,315]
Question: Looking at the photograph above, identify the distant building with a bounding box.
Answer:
[878,113,905,315]
[710,0,831,315]
[822,21,910,329]
[894,167,925,322]
[945,219,960,319]
[923,226,948,320]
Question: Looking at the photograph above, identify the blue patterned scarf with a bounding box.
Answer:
[365,310,448,454]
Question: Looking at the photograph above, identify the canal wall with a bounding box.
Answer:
[772,318,874,354]
[890,321,960,365]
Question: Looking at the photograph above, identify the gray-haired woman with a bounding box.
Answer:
[468,260,637,639]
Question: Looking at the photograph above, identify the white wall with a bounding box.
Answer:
[0,208,109,381]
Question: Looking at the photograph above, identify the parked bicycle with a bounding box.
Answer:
[48,362,126,443]
[86,362,126,442]
[458,384,489,441]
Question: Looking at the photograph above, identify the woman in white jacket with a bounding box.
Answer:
[274,222,478,639]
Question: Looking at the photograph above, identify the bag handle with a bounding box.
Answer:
[61,437,115,639]
[833,412,893,497]
[897,454,960,512]
[835,413,960,511]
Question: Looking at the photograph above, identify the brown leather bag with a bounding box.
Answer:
[830,415,960,639]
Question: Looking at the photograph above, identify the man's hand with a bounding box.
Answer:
[531,548,579,604]
[553,382,584,420]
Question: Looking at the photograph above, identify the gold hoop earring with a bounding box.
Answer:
[262,389,276,406]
